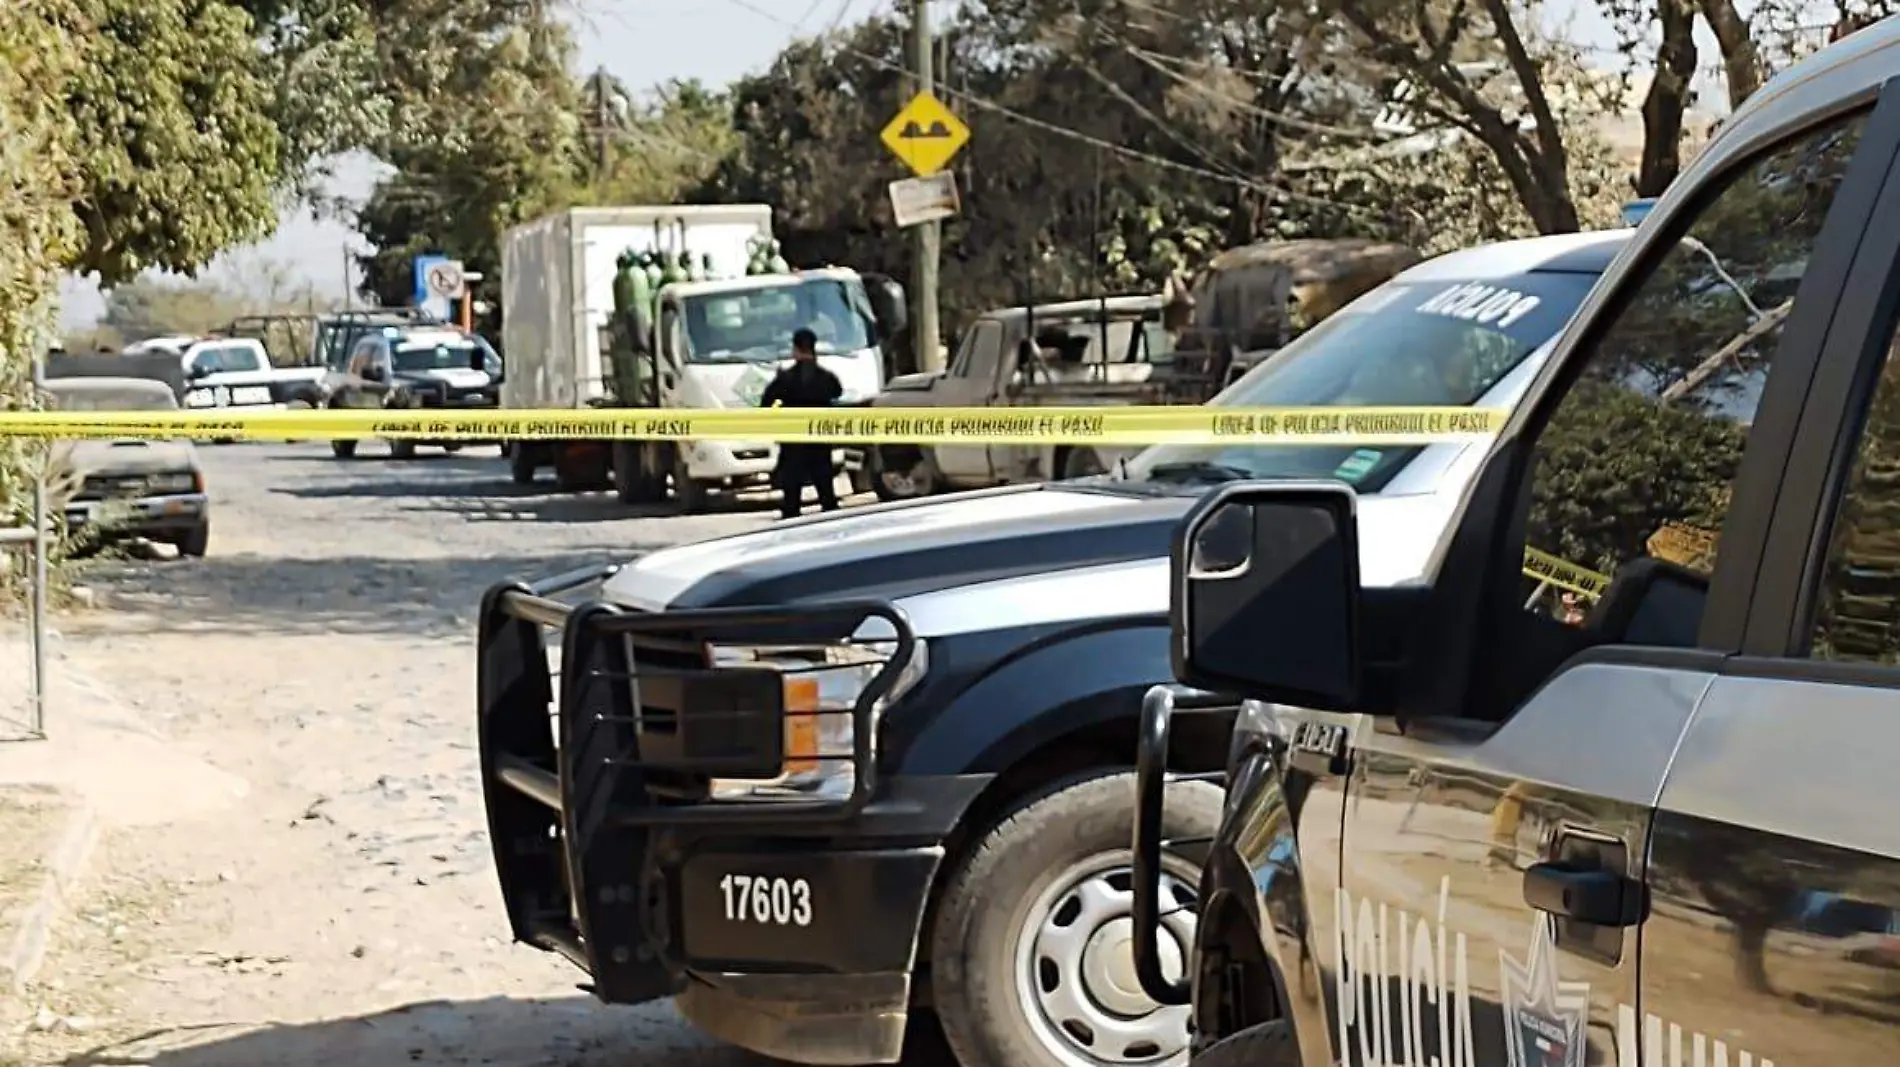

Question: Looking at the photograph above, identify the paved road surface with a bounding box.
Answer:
[11,443,935,1067]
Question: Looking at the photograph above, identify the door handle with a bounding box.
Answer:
[1523,862,1647,927]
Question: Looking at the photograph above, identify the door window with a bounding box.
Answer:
[1812,330,1900,662]
[217,345,264,373]
[951,321,1003,386]
[1509,110,1867,633]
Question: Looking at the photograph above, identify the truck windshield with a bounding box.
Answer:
[681,280,874,363]
[1119,269,1600,494]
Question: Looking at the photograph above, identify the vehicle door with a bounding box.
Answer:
[205,344,275,407]
[333,336,391,409]
[1640,81,1900,1067]
[928,318,1005,484]
[182,345,226,409]
[1327,88,1896,1067]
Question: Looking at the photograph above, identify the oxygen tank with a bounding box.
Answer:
[684,248,705,282]
[641,250,664,289]
[767,239,790,275]
[661,249,688,286]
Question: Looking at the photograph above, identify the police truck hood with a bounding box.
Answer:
[601,484,1455,636]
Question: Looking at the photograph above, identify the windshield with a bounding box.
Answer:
[46,383,179,412]
[681,279,874,363]
[392,333,500,374]
[1119,269,1600,493]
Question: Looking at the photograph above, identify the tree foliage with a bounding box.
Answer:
[61,0,284,284]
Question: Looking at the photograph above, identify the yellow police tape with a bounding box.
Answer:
[0,404,1511,445]
[1522,545,1613,601]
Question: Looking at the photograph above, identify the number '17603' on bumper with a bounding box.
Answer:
[475,563,927,1053]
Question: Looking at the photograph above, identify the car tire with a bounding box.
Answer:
[930,771,1219,1067]
[612,440,664,504]
[177,522,209,558]
[510,445,537,485]
[331,439,358,459]
[671,447,709,513]
[871,446,936,502]
[390,439,418,460]
[1191,1022,1301,1067]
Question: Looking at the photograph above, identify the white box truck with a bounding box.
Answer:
[498,205,907,511]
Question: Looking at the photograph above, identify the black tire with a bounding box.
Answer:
[442,442,463,454]
[510,445,537,485]
[1193,1022,1300,1067]
[612,440,663,504]
[331,439,358,459]
[176,522,209,558]
[871,446,935,502]
[931,771,1221,1067]
[390,439,418,460]
[671,448,709,513]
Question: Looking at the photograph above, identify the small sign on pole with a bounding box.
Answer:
[889,171,961,229]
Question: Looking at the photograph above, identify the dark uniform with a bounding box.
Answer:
[761,348,843,519]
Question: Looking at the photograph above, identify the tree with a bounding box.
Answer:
[353,6,588,333]
[61,0,284,284]
[0,0,83,542]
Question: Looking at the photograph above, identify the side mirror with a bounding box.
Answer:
[867,277,908,338]
[1170,481,1361,709]
[469,347,486,372]
[362,362,386,383]
[187,363,212,380]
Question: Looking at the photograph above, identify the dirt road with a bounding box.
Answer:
[10,443,866,1066]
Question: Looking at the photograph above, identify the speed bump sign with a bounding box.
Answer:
[880,91,970,176]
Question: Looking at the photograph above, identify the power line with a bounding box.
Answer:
[712,0,1394,216]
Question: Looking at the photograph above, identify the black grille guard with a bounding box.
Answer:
[477,562,917,999]
[1131,682,1234,1007]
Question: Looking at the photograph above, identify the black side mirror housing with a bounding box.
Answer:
[1170,481,1362,709]
[867,276,908,339]
[187,363,211,380]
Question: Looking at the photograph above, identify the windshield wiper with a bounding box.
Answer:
[1142,460,1252,484]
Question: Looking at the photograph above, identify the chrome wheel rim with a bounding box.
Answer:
[1012,851,1197,1067]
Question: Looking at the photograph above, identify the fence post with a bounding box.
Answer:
[29,348,47,739]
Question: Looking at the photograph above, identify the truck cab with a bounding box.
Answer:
[1139,21,1900,1067]
[602,267,901,511]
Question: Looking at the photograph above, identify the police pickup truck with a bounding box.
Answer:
[1133,20,1900,1067]
[474,228,1632,1067]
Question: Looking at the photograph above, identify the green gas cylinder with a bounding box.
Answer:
[661,249,688,286]
[767,240,790,275]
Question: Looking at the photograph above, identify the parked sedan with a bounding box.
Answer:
[44,377,211,557]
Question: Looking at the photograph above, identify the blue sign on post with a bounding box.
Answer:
[413,254,449,309]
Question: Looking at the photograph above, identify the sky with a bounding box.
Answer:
[57,0,1710,333]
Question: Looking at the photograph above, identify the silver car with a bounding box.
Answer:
[44,377,211,557]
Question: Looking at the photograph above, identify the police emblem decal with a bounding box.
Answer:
[1499,916,1590,1067]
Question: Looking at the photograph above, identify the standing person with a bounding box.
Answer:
[762,327,844,519]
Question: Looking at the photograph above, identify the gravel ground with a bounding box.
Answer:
[8,442,910,1067]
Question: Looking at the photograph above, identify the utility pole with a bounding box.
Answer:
[910,0,943,373]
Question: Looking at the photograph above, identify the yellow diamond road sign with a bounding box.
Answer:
[880,91,970,177]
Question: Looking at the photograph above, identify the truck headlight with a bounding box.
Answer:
[149,472,198,494]
[704,638,928,799]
